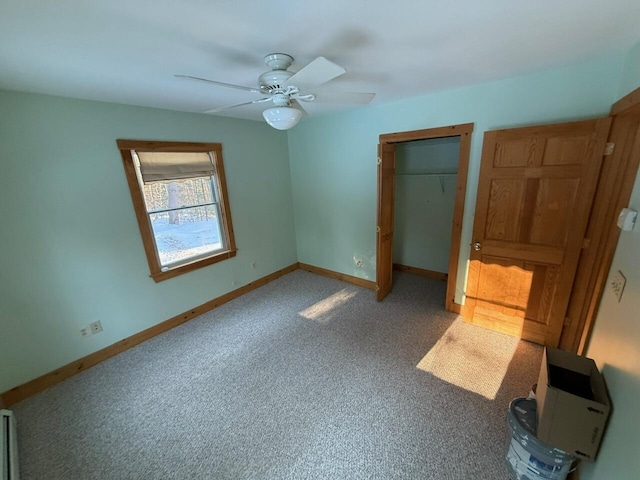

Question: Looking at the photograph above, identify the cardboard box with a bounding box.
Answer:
[536,347,610,461]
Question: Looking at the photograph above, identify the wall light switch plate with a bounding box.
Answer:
[610,270,626,303]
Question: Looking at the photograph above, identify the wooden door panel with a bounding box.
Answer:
[543,136,590,166]
[471,257,558,323]
[485,179,526,241]
[464,118,611,346]
[484,177,580,246]
[530,178,580,246]
[482,240,564,264]
[475,256,532,317]
[490,166,583,179]
[471,306,548,344]
[494,139,536,167]
[376,143,395,301]
[524,263,559,324]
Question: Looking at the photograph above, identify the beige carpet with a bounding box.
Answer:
[12,270,542,479]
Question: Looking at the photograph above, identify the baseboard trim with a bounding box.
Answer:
[0,263,298,407]
[393,263,448,281]
[298,262,376,290]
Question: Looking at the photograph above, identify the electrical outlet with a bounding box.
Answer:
[610,270,626,303]
[79,326,92,338]
[355,259,363,267]
[90,320,103,334]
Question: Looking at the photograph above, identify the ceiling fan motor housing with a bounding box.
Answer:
[259,53,295,92]
[259,69,293,92]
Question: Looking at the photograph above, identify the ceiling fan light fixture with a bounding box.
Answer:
[262,106,302,130]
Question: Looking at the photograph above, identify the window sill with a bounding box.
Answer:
[150,249,237,282]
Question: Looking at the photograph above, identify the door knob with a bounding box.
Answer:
[472,242,481,251]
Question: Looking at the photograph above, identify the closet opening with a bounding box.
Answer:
[394,136,459,280]
[376,123,474,311]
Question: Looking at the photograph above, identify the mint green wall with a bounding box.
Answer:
[582,169,640,479]
[394,138,459,273]
[581,41,640,480]
[288,53,625,302]
[618,39,640,98]
[0,90,297,393]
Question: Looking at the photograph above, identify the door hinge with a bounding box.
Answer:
[582,238,591,249]
[603,143,615,156]
[377,156,382,165]
[376,226,381,233]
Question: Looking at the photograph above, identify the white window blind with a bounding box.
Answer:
[136,151,215,182]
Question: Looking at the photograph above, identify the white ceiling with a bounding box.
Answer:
[1,0,639,122]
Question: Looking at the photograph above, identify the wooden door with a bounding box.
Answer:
[464,118,611,346]
[376,143,396,301]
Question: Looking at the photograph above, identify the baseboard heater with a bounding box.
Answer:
[1,410,19,480]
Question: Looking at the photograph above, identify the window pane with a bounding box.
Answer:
[149,205,223,267]
[142,176,215,213]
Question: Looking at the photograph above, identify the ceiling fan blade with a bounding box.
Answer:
[204,97,271,114]
[311,91,375,105]
[175,75,260,93]
[283,56,346,90]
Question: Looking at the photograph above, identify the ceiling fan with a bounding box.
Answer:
[176,53,375,130]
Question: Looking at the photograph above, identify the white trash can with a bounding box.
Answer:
[505,398,575,480]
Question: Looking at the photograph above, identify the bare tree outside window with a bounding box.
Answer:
[168,182,180,225]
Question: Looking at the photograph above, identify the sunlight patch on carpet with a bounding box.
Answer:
[416,320,518,399]
[299,288,357,324]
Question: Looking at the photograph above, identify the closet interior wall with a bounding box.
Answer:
[393,137,461,278]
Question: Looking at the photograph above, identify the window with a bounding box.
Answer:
[117,140,236,282]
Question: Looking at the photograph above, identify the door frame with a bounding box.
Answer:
[560,86,640,353]
[377,123,474,312]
